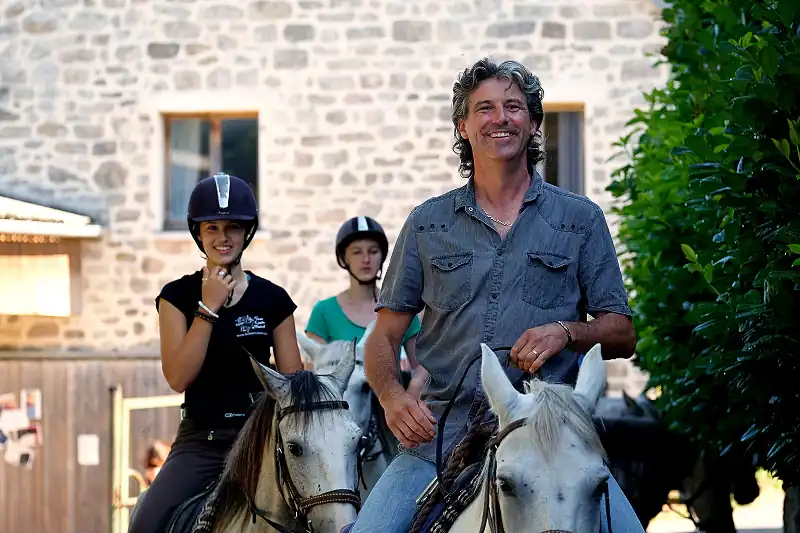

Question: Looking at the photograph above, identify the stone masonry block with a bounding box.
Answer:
[392,21,432,42]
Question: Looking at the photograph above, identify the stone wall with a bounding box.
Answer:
[0,0,666,389]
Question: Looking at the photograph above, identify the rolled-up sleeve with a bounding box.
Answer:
[376,208,425,315]
[578,208,632,317]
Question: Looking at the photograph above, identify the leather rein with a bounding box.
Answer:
[245,339,373,533]
[353,359,388,471]
[247,398,363,533]
[431,347,614,533]
[474,417,613,533]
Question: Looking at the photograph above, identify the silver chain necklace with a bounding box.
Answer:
[479,206,513,227]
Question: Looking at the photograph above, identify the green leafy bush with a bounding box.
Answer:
[608,0,800,485]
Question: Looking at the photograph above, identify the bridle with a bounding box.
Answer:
[665,477,710,531]
[352,359,388,479]
[248,399,363,533]
[431,347,614,533]
[474,417,613,533]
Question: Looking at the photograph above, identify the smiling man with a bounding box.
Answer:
[350,58,642,533]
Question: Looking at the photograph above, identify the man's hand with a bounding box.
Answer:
[379,388,436,448]
[510,322,570,373]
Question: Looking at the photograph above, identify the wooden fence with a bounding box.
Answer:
[0,351,180,533]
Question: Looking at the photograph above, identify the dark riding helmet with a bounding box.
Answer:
[335,216,389,271]
[187,172,258,255]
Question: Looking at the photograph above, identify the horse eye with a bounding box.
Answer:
[497,478,515,496]
[287,442,304,457]
[360,382,371,394]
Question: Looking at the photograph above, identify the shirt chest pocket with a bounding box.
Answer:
[522,251,572,309]
[425,252,473,310]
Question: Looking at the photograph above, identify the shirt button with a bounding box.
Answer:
[496,249,503,256]
[491,293,498,299]
[468,207,474,212]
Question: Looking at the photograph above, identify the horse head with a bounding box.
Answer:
[297,327,374,438]
[213,348,361,533]
[474,343,609,533]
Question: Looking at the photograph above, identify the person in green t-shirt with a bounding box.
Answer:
[305,216,422,371]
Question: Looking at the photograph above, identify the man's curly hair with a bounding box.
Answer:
[451,58,545,179]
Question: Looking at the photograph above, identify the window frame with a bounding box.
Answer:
[538,103,586,196]
[161,112,260,232]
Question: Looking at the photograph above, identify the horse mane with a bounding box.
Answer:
[409,376,607,533]
[214,370,338,529]
[521,379,607,462]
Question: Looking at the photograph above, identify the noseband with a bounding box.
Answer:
[248,399,362,533]
[429,347,614,533]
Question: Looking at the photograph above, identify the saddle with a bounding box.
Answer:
[412,422,497,533]
[167,480,218,533]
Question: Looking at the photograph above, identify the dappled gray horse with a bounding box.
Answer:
[297,326,401,499]
[131,352,363,533]
[411,343,611,533]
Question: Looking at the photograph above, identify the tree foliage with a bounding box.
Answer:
[608,0,800,485]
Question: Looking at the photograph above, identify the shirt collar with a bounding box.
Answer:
[454,170,544,212]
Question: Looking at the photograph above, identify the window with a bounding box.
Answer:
[0,253,73,317]
[163,114,259,231]
[537,111,585,195]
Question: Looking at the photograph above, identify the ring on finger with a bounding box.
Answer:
[532,349,539,357]
[218,271,226,277]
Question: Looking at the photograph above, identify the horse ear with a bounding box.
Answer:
[622,390,646,417]
[480,343,520,427]
[249,357,290,399]
[297,331,322,363]
[573,343,606,415]
[328,340,356,393]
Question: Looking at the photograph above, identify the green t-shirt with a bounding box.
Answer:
[305,296,421,347]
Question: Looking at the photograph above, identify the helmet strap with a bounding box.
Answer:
[343,261,382,302]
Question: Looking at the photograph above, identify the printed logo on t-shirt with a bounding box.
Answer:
[235,315,267,337]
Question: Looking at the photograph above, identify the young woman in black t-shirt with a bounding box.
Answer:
[128,173,304,533]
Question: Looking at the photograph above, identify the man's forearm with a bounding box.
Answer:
[565,312,636,359]
[364,330,405,401]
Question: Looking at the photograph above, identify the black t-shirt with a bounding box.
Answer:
[155,270,297,425]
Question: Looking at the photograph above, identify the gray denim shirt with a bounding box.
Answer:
[376,172,631,464]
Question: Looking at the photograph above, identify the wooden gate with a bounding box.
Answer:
[110,385,183,533]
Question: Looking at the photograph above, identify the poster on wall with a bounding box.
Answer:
[20,389,42,421]
[0,391,41,469]
[3,434,36,469]
[0,392,16,410]
[77,434,100,466]
[0,407,28,434]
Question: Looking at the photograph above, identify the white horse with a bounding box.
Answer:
[448,343,609,533]
[296,327,396,499]
[131,349,363,533]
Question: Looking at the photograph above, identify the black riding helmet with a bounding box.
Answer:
[187,173,258,264]
[335,216,389,286]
